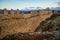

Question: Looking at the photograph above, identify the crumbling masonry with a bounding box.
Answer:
[0,8,54,39]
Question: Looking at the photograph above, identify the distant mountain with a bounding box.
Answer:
[0,9,4,14]
[0,7,60,14]
[20,7,43,14]
[50,7,60,14]
[21,7,42,11]
[50,7,60,10]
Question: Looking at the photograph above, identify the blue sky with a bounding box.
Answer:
[0,0,60,9]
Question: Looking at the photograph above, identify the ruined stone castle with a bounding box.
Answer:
[0,8,54,39]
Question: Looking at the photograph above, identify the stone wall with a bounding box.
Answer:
[0,9,39,18]
[0,9,53,18]
[0,9,54,39]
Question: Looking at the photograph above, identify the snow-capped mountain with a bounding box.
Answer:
[21,7,43,11]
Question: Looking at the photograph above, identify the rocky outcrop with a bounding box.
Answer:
[1,32,54,40]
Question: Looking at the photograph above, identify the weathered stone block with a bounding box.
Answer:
[4,8,8,15]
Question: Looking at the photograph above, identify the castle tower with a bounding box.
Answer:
[4,8,8,15]
[16,9,19,14]
[11,9,14,15]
